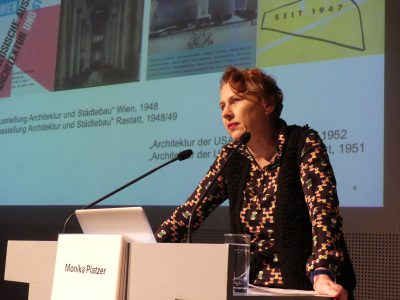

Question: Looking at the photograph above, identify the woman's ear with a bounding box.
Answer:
[262,98,276,115]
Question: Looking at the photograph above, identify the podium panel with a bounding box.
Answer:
[129,243,230,300]
[4,240,331,300]
[5,241,57,300]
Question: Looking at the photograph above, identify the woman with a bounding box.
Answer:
[155,67,356,299]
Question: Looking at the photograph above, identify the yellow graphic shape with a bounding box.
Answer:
[257,0,385,67]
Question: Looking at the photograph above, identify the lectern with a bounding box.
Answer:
[5,239,331,300]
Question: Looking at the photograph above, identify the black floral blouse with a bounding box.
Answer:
[155,120,345,287]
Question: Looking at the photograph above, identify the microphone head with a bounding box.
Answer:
[239,132,251,144]
[177,149,193,161]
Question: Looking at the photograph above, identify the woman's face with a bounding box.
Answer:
[219,83,272,141]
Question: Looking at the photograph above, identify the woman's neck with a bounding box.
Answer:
[247,125,278,168]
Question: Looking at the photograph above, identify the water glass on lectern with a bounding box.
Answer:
[224,233,250,295]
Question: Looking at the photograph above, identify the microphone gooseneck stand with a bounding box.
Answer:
[62,149,193,233]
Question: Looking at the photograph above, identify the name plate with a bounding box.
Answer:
[51,234,128,300]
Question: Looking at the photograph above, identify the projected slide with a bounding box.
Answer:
[256,0,383,65]
[0,0,60,98]
[0,0,384,207]
[147,0,257,79]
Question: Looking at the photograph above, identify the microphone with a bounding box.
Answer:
[186,132,251,243]
[177,149,193,161]
[62,149,193,233]
[236,131,251,144]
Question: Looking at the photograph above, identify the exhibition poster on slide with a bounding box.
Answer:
[0,0,384,207]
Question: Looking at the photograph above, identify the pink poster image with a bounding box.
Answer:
[0,0,61,99]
